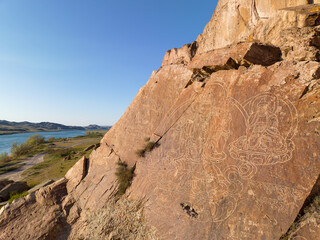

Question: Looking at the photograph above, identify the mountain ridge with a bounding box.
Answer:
[0,120,110,135]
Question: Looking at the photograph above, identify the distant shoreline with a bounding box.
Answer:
[0,120,111,136]
[0,129,86,136]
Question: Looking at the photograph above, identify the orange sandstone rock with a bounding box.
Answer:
[1,1,320,240]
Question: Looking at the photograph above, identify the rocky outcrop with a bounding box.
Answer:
[188,42,281,72]
[1,1,320,240]
[162,42,197,66]
[0,179,69,240]
[128,58,320,239]
[0,181,29,202]
[101,64,193,165]
[196,0,319,53]
[0,180,13,191]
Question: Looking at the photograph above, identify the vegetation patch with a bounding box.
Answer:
[115,161,135,196]
[0,131,105,188]
[0,163,25,175]
[11,134,45,158]
[74,131,106,139]
[0,130,107,210]
[280,195,320,239]
[0,152,11,165]
[8,191,28,203]
[135,138,157,157]
[22,143,96,187]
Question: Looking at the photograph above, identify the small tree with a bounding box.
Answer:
[0,152,10,164]
[26,134,45,146]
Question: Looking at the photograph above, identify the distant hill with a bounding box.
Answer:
[84,124,111,131]
[0,120,111,135]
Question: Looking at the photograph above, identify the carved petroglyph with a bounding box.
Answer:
[292,237,308,240]
[202,90,298,222]
[229,93,298,166]
[248,180,305,215]
[146,81,300,225]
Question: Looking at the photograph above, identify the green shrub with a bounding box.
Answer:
[0,152,10,164]
[145,141,155,152]
[8,191,28,203]
[0,163,25,174]
[115,161,135,196]
[11,141,32,157]
[11,134,45,157]
[26,134,45,146]
[135,149,146,157]
[135,138,156,157]
[47,137,56,142]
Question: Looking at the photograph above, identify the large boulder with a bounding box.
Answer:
[65,156,88,192]
[0,181,29,202]
[188,42,281,72]
[35,178,67,206]
[0,181,70,240]
[0,180,13,192]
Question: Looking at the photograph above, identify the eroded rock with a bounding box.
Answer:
[129,60,320,239]
[0,179,13,191]
[1,1,320,240]
[65,156,89,192]
[196,0,315,53]
[35,178,67,206]
[0,181,29,202]
[162,42,197,66]
[188,42,281,72]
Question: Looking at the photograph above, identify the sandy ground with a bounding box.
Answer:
[0,154,46,181]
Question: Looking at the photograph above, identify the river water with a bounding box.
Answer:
[0,130,86,154]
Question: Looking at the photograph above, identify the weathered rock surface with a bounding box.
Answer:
[28,179,54,194]
[129,59,320,239]
[101,64,193,165]
[0,181,29,202]
[0,180,69,240]
[65,156,88,192]
[0,179,13,191]
[162,42,197,66]
[196,0,319,53]
[188,42,281,73]
[1,1,320,240]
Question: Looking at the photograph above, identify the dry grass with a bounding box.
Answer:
[82,197,157,240]
[19,133,102,187]
[21,144,97,187]
[135,138,156,158]
[115,161,135,196]
[280,195,320,239]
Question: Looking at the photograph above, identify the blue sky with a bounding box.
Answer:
[0,0,218,126]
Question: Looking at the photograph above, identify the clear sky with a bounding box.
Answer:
[0,0,218,126]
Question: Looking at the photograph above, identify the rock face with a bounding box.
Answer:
[1,1,320,240]
[0,180,13,192]
[0,179,69,240]
[0,181,29,202]
[196,0,319,53]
